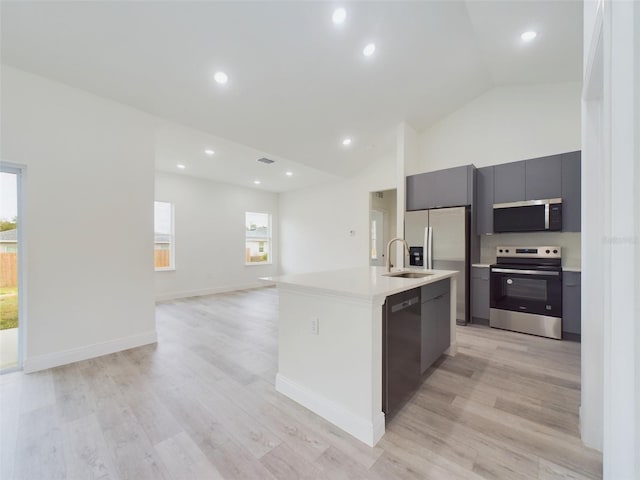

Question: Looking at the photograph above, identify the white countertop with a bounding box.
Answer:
[262,266,458,300]
[563,266,581,272]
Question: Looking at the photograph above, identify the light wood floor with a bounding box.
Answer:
[0,287,602,479]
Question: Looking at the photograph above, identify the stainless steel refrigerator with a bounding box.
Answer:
[405,206,470,325]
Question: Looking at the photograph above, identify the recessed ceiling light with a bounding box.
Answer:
[521,31,537,42]
[253,180,261,185]
[204,149,215,156]
[332,7,346,25]
[285,171,293,177]
[363,43,376,57]
[177,164,186,169]
[214,72,228,84]
[342,138,352,146]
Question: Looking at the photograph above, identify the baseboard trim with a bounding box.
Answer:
[445,341,458,356]
[23,330,157,373]
[155,281,274,302]
[275,373,385,447]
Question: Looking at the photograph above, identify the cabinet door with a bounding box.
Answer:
[561,151,581,232]
[525,155,562,200]
[421,280,450,373]
[563,272,581,336]
[471,267,490,321]
[494,161,526,204]
[476,166,494,234]
[436,292,451,355]
[406,166,472,211]
[421,298,439,373]
[431,166,471,208]
[406,172,434,211]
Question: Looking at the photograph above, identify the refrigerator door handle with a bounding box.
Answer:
[425,226,433,269]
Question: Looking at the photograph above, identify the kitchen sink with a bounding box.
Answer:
[383,271,434,279]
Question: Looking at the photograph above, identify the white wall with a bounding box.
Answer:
[414,82,582,173]
[1,66,157,372]
[370,189,397,267]
[279,156,395,274]
[154,172,279,300]
[581,3,640,476]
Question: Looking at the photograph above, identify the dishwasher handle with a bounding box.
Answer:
[390,296,420,313]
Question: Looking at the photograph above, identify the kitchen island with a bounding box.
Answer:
[262,266,458,446]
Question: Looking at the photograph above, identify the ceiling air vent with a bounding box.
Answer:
[257,157,275,165]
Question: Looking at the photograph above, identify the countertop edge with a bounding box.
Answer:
[261,268,458,301]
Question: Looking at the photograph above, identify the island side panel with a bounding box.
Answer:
[446,276,458,356]
[275,285,384,446]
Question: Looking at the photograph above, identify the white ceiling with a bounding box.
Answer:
[154,120,339,192]
[1,1,582,190]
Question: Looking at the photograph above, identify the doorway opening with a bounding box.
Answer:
[1,166,22,372]
[369,189,397,268]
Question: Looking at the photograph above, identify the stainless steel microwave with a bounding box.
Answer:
[493,198,562,233]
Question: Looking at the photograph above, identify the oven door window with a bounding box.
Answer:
[504,277,547,302]
[491,271,562,317]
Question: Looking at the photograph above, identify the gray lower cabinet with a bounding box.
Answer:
[476,166,494,234]
[421,280,451,373]
[563,271,581,340]
[471,266,490,323]
[406,165,474,211]
[561,151,581,232]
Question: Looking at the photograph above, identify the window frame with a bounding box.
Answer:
[245,211,272,266]
[154,200,175,272]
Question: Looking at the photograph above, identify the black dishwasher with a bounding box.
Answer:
[382,287,421,420]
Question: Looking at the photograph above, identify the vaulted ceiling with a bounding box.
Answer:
[1,1,582,189]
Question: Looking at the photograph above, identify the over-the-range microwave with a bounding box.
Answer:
[493,198,562,233]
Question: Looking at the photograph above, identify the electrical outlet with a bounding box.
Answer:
[311,318,319,335]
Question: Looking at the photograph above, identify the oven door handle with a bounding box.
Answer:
[491,268,560,276]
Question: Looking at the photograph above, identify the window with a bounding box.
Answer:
[154,201,174,271]
[245,212,271,265]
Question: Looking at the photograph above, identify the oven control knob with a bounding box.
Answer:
[553,249,558,254]
[507,279,513,284]
[499,249,503,253]
[546,249,550,254]
[505,249,510,253]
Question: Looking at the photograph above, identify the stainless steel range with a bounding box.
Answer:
[490,246,562,339]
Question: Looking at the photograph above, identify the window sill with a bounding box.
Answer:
[155,267,176,272]
[245,262,273,267]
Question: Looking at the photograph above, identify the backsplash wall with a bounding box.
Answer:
[480,232,581,268]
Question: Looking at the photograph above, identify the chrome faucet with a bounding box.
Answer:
[386,237,410,273]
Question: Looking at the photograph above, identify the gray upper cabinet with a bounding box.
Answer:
[494,155,564,204]
[561,151,581,232]
[406,165,473,211]
[493,161,525,204]
[476,166,494,235]
[479,151,581,233]
[525,154,562,200]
